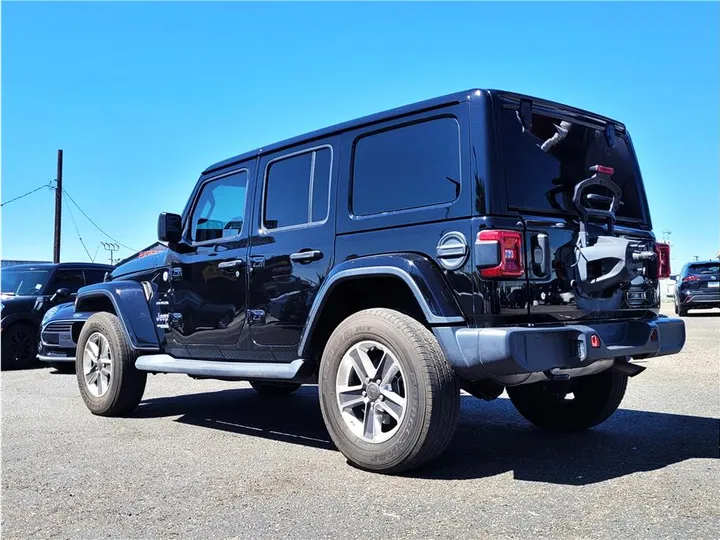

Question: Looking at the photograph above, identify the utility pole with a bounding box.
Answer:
[101,242,119,265]
[53,149,63,263]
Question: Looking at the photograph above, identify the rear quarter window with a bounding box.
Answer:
[351,116,461,216]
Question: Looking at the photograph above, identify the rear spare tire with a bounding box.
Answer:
[507,370,628,431]
[75,312,147,416]
[318,308,460,474]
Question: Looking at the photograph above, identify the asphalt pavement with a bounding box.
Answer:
[2,307,718,539]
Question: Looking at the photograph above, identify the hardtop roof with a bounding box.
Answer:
[202,88,625,175]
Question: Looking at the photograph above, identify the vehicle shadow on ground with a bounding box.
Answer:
[133,387,719,486]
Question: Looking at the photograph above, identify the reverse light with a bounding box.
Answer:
[654,242,671,279]
[476,230,524,278]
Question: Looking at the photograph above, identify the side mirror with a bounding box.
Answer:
[50,287,71,303]
[669,274,678,282]
[158,212,182,244]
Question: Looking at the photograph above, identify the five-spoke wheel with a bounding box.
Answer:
[336,340,407,444]
[82,332,113,397]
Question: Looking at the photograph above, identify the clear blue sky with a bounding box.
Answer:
[2,1,718,271]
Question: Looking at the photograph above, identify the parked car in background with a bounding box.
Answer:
[37,301,85,372]
[0,262,113,369]
[673,260,720,315]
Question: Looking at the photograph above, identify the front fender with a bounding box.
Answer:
[298,253,465,357]
[76,282,160,351]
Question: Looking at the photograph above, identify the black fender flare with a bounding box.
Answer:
[75,282,160,351]
[298,253,465,357]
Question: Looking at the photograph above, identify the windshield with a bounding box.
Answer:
[499,107,648,223]
[1,269,50,296]
[688,263,720,275]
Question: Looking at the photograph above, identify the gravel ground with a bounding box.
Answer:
[2,308,718,539]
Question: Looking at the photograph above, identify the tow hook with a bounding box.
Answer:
[544,369,571,381]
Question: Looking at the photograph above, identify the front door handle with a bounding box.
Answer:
[218,259,244,270]
[290,250,323,263]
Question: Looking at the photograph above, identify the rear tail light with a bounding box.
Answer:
[654,242,671,279]
[682,275,700,283]
[476,230,524,277]
[590,334,601,348]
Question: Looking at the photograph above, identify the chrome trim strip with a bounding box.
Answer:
[135,355,305,380]
[38,355,75,363]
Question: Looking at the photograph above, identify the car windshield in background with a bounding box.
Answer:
[1,269,50,296]
[499,107,647,222]
[688,263,720,275]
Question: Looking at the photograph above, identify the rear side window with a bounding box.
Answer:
[499,108,646,222]
[264,147,332,230]
[351,117,461,216]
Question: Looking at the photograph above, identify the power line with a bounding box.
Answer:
[62,190,93,261]
[1,183,52,207]
[61,187,137,252]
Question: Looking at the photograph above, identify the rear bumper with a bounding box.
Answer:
[680,292,720,307]
[434,317,686,381]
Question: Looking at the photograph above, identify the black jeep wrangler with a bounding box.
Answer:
[72,89,685,473]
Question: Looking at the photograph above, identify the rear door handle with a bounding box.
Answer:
[290,250,323,263]
[217,259,244,270]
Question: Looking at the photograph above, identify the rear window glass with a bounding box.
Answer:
[499,108,646,222]
[352,117,461,216]
[688,263,720,275]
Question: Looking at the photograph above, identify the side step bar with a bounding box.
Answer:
[135,355,305,380]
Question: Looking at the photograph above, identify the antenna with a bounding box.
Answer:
[101,242,120,265]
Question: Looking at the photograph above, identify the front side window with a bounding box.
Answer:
[51,270,85,293]
[264,147,332,230]
[190,171,248,243]
[84,270,109,285]
[351,117,462,216]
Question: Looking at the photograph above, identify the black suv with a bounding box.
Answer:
[673,260,720,315]
[69,89,685,473]
[1,262,113,369]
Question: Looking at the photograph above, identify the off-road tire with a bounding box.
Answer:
[318,308,460,474]
[1,323,38,370]
[507,370,628,431]
[75,312,147,416]
[250,381,301,396]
